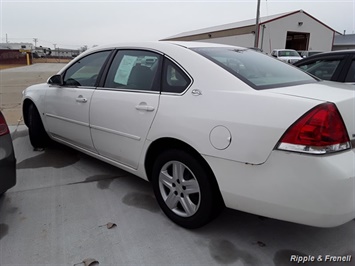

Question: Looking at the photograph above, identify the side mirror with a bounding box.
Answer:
[48,74,63,86]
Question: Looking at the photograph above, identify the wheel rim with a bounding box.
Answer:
[158,161,201,217]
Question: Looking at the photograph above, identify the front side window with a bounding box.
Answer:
[104,50,161,91]
[298,59,341,80]
[63,50,111,87]
[192,47,316,90]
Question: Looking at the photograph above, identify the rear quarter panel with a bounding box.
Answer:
[146,51,321,164]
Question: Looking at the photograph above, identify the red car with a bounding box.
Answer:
[0,111,16,196]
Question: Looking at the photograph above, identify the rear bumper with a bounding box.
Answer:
[204,148,355,227]
[0,134,16,195]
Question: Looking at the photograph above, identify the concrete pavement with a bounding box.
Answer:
[0,125,354,266]
[0,63,66,125]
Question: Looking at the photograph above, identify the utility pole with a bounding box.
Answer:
[33,38,38,48]
[53,44,58,61]
[254,0,261,48]
[6,33,8,43]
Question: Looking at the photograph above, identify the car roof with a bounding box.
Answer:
[167,41,243,49]
[304,49,355,57]
[294,49,355,65]
[317,49,355,55]
[85,41,245,54]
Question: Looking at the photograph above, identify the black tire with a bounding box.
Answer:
[28,104,50,148]
[152,149,223,229]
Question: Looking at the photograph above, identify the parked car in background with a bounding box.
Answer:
[271,49,302,64]
[294,50,355,83]
[0,111,16,196]
[22,42,355,229]
[297,50,323,58]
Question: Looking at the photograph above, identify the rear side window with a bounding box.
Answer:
[345,60,355,82]
[192,47,316,90]
[162,59,191,93]
[298,59,341,80]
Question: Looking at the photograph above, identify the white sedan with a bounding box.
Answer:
[22,42,355,229]
[271,49,303,64]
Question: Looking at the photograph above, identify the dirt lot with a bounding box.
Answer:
[0,65,26,70]
[0,63,66,125]
[0,59,71,70]
[33,58,71,64]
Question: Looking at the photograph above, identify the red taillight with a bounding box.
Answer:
[277,103,350,154]
[0,112,10,136]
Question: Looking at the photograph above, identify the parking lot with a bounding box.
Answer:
[0,64,354,266]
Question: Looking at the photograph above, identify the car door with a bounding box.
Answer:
[90,49,162,169]
[45,50,111,152]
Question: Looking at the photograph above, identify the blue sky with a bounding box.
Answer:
[1,0,354,49]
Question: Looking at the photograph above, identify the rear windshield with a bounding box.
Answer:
[191,47,316,90]
[278,50,300,57]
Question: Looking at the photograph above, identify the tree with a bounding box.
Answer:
[80,45,88,53]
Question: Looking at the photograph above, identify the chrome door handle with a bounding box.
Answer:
[135,105,155,112]
[76,96,88,103]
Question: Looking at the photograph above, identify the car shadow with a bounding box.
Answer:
[191,208,355,266]
[17,142,80,169]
